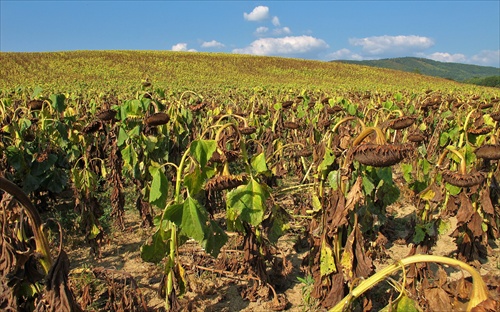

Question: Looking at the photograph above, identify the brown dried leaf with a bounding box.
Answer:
[34,250,82,312]
[423,287,453,312]
[456,192,474,225]
[467,212,484,237]
[470,298,499,312]
[480,187,495,215]
[345,176,364,212]
[322,272,345,308]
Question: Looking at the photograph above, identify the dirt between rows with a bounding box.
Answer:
[64,200,500,312]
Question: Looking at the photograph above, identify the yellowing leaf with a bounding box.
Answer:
[419,187,435,201]
[320,240,336,277]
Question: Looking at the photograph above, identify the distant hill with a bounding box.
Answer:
[333,57,500,83]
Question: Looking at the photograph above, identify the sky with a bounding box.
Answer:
[1,1,499,67]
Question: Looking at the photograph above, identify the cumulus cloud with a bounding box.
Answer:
[244,6,269,22]
[233,35,329,56]
[272,16,280,26]
[255,26,269,35]
[349,35,434,55]
[470,50,500,67]
[327,48,363,61]
[426,52,467,63]
[273,27,291,36]
[171,43,197,52]
[201,40,225,48]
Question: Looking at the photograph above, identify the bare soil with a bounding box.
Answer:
[63,199,500,312]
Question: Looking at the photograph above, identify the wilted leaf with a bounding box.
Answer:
[480,187,494,215]
[49,93,66,113]
[141,227,170,263]
[226,177,269,226]
[424,287,453,312]
[468,212,484,237]
[456,192,474,225]
[320,240,336,277]
[251,152,268,174]
[190,139,217,169]
[149,166,169,209]
[380,293,420,312]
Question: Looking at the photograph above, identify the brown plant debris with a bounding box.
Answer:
[467,126,492,135]
[28,99,45,110]
[205,174,248,192]
[82,121,103,134]
[389,116,416,130]
[441,170,486,187]
[475,144,500,160]
[239,126,257,135]
[95,109,117,121]
[34,251,82,312]
[352,143,413,167]
[292,149,313,158]
[189,101,207,112]
[281,100,294,109]
[144,112,169,127]
[407,131,426,143]
[490,111,500,122]
[283,121,299,130]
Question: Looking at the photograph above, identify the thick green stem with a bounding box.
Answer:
[329,254,489,312]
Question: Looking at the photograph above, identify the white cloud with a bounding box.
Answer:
[171,43,197,52]
[233,35,329,56]
[201,40,225,48]
[426,52,467,63]
[470,50,500,67]
[244,6,269,22]
[273,27,291,36]
[255,26,269,35]
[327,48,363,61]
[349,35,434,55]
[272,16,280,26]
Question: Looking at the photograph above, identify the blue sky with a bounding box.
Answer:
[1,1,499,67]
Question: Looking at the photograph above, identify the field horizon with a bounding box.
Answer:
[2,50,499,97]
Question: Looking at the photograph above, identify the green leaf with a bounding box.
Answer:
[201,220,227,257]
[226,178,269,226]
[346,103,357,116]
[376,182,400,206]
[419,187,436,201]
[121,144,138,171]
[251,152,268,174]
[311,195,322,212]
[32,86,43,98]
[149,166,169,209]
[184,166,204,196]
[88,223,101,240]
[164,198,226,257]
[318,147,335,176]
[401,164,413,183]
[117,127,128,146]
[141,227,170,263]
[265,206,290,243]
[445,182,461,195]
[439,132,449,147]
[376,167,393,185]
[327,170,341,190]
[320,240,336,277]
[49,93,66,112]
[190,140,217,169]
[380,293,420,312]
[413,225,426,244]
[362,176,376,195]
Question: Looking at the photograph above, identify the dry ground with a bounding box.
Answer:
[62,199,500,312]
